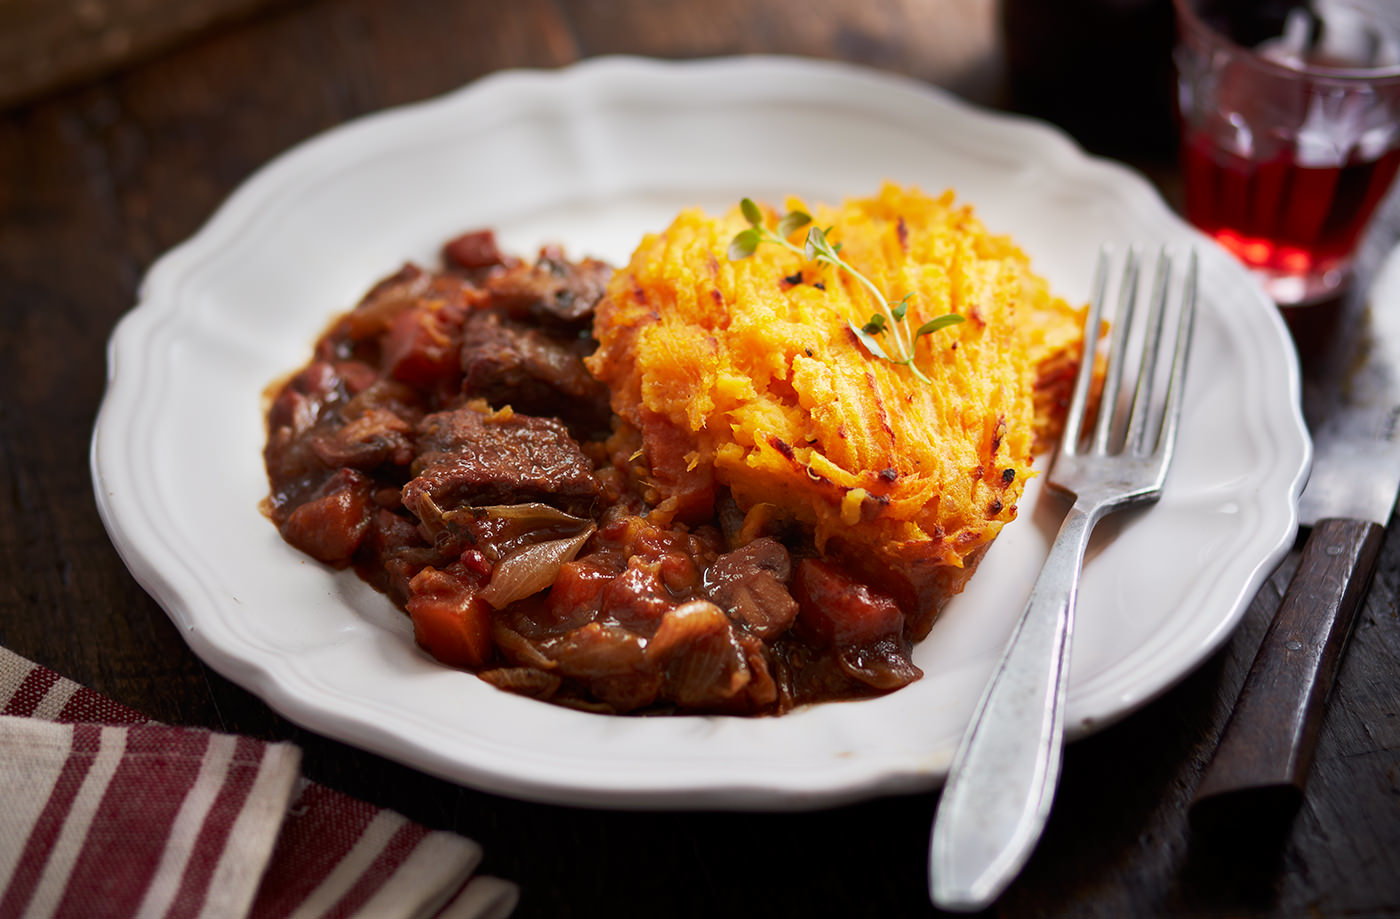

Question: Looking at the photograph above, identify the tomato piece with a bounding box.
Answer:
[600,565,674,633]
[406,567,493,668]
[546,560,615,621]
[277,468,372,565]
[793,558,905,646]
[443,229,505,271]
[382,305,461,389]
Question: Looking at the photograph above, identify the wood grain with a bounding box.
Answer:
[2,1,1398,916]
[0,0,297,109]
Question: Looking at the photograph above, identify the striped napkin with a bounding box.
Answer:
[0,648,517,919]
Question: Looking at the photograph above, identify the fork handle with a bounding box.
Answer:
[929,498,1106,912]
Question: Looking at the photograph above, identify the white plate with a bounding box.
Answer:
[91,56,1310,810]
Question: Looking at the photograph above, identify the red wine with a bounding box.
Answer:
[1181,127,1400,279]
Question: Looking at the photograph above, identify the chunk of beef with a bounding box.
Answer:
[484,245,612,328]
[355,508,441,604]
[266,361,346,441]
[309,408,413,469]
[403,406,601,521]
[339,265,480,344]
[306,380,423,471]
[264,361,355,515]
[736,632,780,712]
[442,229,508,273]
[459,311,610,430]
[704,538,798,640]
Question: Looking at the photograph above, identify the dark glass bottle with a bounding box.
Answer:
[1001,0,1177,158]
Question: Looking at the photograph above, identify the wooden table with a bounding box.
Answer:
[3,2,1397,916]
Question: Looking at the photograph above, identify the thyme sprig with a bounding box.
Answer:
[727,198,963,383]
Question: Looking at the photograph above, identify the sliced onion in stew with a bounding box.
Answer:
[480,526,596,608]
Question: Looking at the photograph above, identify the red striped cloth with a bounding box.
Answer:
[0,648,517,919]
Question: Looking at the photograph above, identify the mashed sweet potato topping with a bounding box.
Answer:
[587,184,1084,637]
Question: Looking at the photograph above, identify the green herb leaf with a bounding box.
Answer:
[913,314,965,338]
[730,198,961,384]
[728,227,761,261]
[848,321,893,362]
[740,198,764,227]
[777,210,812,238]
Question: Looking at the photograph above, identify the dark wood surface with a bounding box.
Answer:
[3,1,1398,917]
[0,0,292,109]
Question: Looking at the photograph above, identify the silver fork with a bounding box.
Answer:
[928,247,1198,912]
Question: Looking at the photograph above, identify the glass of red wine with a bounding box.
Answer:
[1174,0,1400,305]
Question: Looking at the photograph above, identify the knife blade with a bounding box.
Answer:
[1191,242,1400,825]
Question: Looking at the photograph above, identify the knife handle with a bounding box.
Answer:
[1191,517,1383,822]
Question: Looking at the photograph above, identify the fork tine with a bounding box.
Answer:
[1061,248,1112,458]
[1091,248,1141,454]
[1156,250,1199,460]
[1125,249,1173,455]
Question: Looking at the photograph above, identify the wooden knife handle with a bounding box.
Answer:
[1191,517,1384,822]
